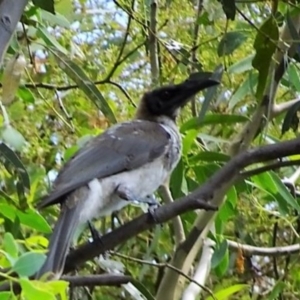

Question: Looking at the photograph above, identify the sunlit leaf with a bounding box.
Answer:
[205,284,249,300]
[3,232,18,258]
[17,209,51,233]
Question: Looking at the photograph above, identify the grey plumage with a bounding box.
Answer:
[36,75,220,279]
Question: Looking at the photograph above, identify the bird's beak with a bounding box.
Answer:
[171,75,220,107]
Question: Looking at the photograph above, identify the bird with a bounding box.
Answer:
[35,73,219,279]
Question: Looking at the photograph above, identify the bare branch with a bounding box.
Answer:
[227,240,300,256]
[61,274,132,287]
[240,159,300,179]
[159,184,185,246]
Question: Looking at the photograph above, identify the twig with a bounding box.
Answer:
[110,251,216,299]
[240,159,300,179]
[105,0,135,81]
[190,0,204,117]
[148,0,159,86]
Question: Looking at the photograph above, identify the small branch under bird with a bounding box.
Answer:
[36,73,220,279]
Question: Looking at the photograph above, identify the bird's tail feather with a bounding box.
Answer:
[36,202,83,280]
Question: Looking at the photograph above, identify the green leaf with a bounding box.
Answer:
[228,54,254,74]
[17,87,35,103]
[281,100,300,135]
[287,64,300,91]
[205,284,249,300]
[180,114,248,133]
[130,279,155,300]
[270,171,300,212]
[252,171,300,213]
[37,27,68,55]
[0,203,16,221]
[214,248,229,277]
[199,65,223,122]
[212,240,228,269]
[266,281,285,300]
[1,126,26,152]
[286,10,300,49]
[0,291,17,300]
[220,0,236,20]
[218,31,247,57]
[33,0,55,14]
[182,130,198,155]
[189,151,230,164]
[17,209,51,233]
[46,281,69,300]
[0,143,30,190]
[194,164,221,184]
[40,10,70,28]
[55,0,73,19]
[50,49,117,124]
[13,252,46,277]
[229,73,258,109]
[170,158,184,198]
[3,232,18,258]
[20,279,55,300]
[252,16,279,99]
[218,187,237,223]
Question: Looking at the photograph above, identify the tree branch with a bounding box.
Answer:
[63,137,300,274]
[61,274,132,287]
[227,240,300,256]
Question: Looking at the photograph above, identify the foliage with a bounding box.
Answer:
[1,0,300,299]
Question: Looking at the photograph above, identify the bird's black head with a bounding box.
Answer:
[137,74,220,121]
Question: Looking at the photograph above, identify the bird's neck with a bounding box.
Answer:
[135,114,179,135]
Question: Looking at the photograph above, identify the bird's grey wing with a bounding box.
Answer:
[37,120,171,209]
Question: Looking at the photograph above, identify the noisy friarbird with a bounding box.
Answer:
[36,74,219,279]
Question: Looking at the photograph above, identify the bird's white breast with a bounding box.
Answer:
[79,156,170,223]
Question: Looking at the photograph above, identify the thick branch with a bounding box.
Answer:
[61,274,132,287]
[64,137,300,273]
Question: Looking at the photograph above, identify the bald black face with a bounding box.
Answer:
[143,85,182,120]
[141,77,220,120]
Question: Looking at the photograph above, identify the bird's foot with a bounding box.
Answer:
[116,185,159,206]
[88,222,103,244]
[147,205,162,225]
[88,222,108,258]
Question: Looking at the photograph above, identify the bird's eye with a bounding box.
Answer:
[156,100,163,108]
[164,91,170,97]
